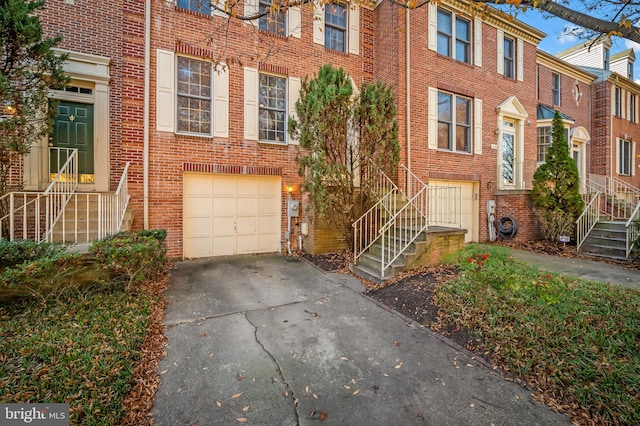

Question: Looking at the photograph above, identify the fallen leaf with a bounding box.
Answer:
[320,411,328,420]
[394,341,401,346]
[200,333,207,337]
[344,385,351,390]
[216,401,222,408]
[243,406,250,412]
[236,418,247,423]
[353,389,360,396]
[285,390,289,397]
[237,373,245,381]
[231,393,242,399]
[313,393,318,399]
[395,362,403,369]
[340,357,348,361]
[159,369,168,374]
[305,385,309,393]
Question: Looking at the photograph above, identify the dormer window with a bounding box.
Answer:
[604,48,610,70]
[628,62,634,80]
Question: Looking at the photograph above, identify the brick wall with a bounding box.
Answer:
[495,191,542,242]
[147,1,369,257]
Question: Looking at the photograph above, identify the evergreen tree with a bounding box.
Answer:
[289,65,399,245]
[1,0,68,197]
[531,110,584,240]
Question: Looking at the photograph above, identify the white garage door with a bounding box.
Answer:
[429,180,478,243]
[184,173,281,258]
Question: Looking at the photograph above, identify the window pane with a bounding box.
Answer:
[259,74,287,143]
[456,125,470,152]
[455,18,470,63]
[176,57,212,135]
[436,10,452,57]
[456,97,470,125]
[437,92,452,122]
[504,37,514,79]
[502,133,514,183]
[438,123,451,150]
[537,126,551,162]
[259,0,286,35]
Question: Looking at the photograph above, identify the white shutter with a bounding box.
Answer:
[348,5,359,55]
[214,0,228,17]
[428,2,437,51]
[517,38,524,81]
[428,87,438,150]
[474,98,483,155]
[243,0,258,21]
[616,138,621,174]
[289,6,301,38]
[313,2,324,45]
[244,67,259,141]
[474,18,482,67]
[213,63,229,138]
[625,91,631,120]
[633,141,637,176]
[156,49,175,133]
[288,76,301,145]
[496,29,504,75]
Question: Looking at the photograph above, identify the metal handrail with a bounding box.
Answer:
[586,174,640,220]
[43,149,78,240]
[576,192,602,251]
[624,199,640,258]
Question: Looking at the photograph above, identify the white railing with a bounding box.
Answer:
[576,192,602,251]
[353,161,399,265]
[428,186,462,227]
[625,199,640,258]
[0,192,45,241]
[378,166,428,277]
[52,163,130,243]
[43,149,78,240]
[586,174,640,220]
[498,160,537,191]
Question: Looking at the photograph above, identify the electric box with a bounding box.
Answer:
[288,200,300,217]
[486,200,496,215]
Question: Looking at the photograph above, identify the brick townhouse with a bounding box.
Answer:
[12,0,638,262]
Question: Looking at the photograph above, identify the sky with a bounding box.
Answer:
[504,6,640,84]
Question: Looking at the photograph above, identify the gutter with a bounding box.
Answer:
[143,0,151,228]
[406,8,411,192]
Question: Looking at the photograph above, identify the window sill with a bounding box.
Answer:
[174,5,213,19]
[257,29,289,40]
[323,47,349,56]
[258,140,288,146]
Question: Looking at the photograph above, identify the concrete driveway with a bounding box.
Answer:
[151,255,569,425]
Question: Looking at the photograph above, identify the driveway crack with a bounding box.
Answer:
[244,312,300,426]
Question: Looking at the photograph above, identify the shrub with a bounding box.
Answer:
[0,239,70,270]
[537,209,575,243]
[0,251,94,301]
[91,229,167,290]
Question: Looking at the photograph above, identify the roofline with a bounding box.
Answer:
[537,50,597,84]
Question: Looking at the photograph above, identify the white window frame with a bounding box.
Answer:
[245,0,301,38]
[436,90,473,154]
[243,66,300,145]
[176,56,213,136]
[537,125,551,163]
[313,1,358,55]
[258,72,287,144]
[617,138,634,176]
[551,73,561,106]
[503,36,515,79]
[324,3,347,52]
[436,8,471,64]
[496,96,528,190]
[614,87,622,117]
[258,0,287,35]
[497,30,523,81]
[156,49,229,138]
[630,94,636,123]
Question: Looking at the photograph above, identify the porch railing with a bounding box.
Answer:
[0,192,45,241]
[378,166,428,277]
[576,192,601,251]
[353,162,399,265]
[586,174,640,220]
[625,200,640,258]
[428,186,462,228]
[43,149,79,240]
[53,163,131,243]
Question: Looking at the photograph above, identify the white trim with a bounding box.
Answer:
[348,5,360,55]
[244,67,259,140]
[474,98,482,155]
[474,18,482,67]
[497,29,504,75]
[289,6,301,38]
[427,2,437,51]
[427,87,438,150]
[288,76,301,145]
[213,63,229,138]
[313,1,324,45]
[156,49,175,133]
[516,38,524,81]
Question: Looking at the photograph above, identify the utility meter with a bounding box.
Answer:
[288,200,300,217]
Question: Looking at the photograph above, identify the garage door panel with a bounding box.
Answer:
[430,180,477,243]
[184,173,281,258]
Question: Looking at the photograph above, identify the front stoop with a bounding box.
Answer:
[580,221,635,261]
[350,226,467,284]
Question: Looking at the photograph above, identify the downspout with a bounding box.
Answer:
[143,0,151,229]
[405,7,411,193]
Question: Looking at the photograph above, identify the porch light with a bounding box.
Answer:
[287,185,294,194]
[2,101,16,116]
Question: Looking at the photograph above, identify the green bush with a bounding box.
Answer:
[0,251,93,301]
[0,239,70,270]
[91,229,167,290]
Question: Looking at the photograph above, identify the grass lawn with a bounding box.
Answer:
[0,289,155,425]
[435,245,640,425]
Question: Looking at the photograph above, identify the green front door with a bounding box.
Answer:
[50,101,94,183]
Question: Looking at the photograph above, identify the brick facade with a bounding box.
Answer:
[29,0,640,258]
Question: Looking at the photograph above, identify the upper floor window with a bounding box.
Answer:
[614,87,622,117]
[436,8,471,63]
[631,94,637,123]
[537,126,551,163]
[437,91,472,153]
[618,138,632,175]
[259,73,287,143]
[552,73,561,106]
[177,56,212,135]
[628,62,634,80]
[503,36,515,79]
[259,0,286,35]
[603,48,610,70]
[325,3,347,52]
[177,0,210,15]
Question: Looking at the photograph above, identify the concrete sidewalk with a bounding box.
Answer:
[508,249,640,290]
[152,255,568,425]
